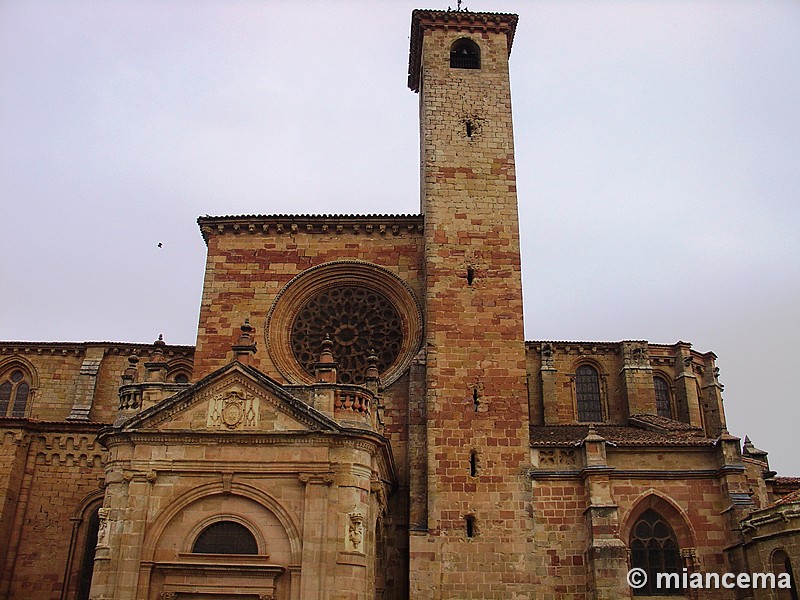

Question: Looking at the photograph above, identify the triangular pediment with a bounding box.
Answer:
[120,362,340,434]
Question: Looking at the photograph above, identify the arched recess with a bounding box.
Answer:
[652,373,673,419]
[141,481,302,564]
[771,549,799,600]
[140,482,301,599]
[166,358,193,384]
[61,489,104,600]
[187,514,265,555]
[0,356,40,389]
[570,359,606,423]
[620,490,696,553]
[449,36,481,69]
[0,357,39,418]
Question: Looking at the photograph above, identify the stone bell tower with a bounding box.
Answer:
[407,9,534,598]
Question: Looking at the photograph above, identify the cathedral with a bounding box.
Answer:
[1,8,798,600]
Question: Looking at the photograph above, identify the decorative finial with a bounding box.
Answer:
[313,335,338,384]
[366,349,379,383]
[122,352,140,384]
[151,335,166,361]
[231,318,257,363]
[235,318,255,346]
[318,334,335,364]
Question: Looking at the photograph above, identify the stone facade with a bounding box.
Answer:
[0,8,798,600]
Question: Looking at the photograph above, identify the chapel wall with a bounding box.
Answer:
[0,428,105,600]
[612,475,742,600]
[0,343,194,424]
[530,469,744,599]
[525,340,721,431]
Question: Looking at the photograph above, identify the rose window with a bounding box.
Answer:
[290,286,403,384]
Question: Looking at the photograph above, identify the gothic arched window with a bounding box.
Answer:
[630,509,682,596]
[576,364,602,422]
[0,368,31,418]
[450,38,480,69]
[192,521,258,555]
[654,376,672,419]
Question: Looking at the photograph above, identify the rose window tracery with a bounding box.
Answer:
[290,286,403,384]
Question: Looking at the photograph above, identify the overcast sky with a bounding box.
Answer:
[1,0,798,475]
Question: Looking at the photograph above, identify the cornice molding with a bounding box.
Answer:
[197,214,423,244]
[530,468,742,480]
[0,341,194,358]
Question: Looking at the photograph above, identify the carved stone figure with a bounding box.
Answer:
[346,512,364,553]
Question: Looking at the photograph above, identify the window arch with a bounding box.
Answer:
[630,509,682,596]
[653,376,672,419]
[0,367,31,418]
[450,38,480,69]
[575,364,602,422]
[76,507,101,600]
[771,549,798,600]
[192,521,258,555]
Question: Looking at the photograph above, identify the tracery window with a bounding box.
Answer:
[192,521,258,555]
[575,364,602,422]
[630,509,682,596]
[290,285,403,385]
[0,368,31,418]
[450,38,480,69]
[654,376,672,419]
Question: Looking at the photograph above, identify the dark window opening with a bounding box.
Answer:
[576,365,602,422]
[787,556,799,600]
[174,373,189,384]
[76,508,100,600]
[472,387,480,412]
[466,265,475,285]
[192,521,258,555]
[466,121,474,137]
[630,509,682,596]
[469,450,478,477]
[654,376,672,419]
[12,382,29,417]
[772,550,799,600]
[0,382,10,415]
[450,38,480,69]
[465,515,475,538]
